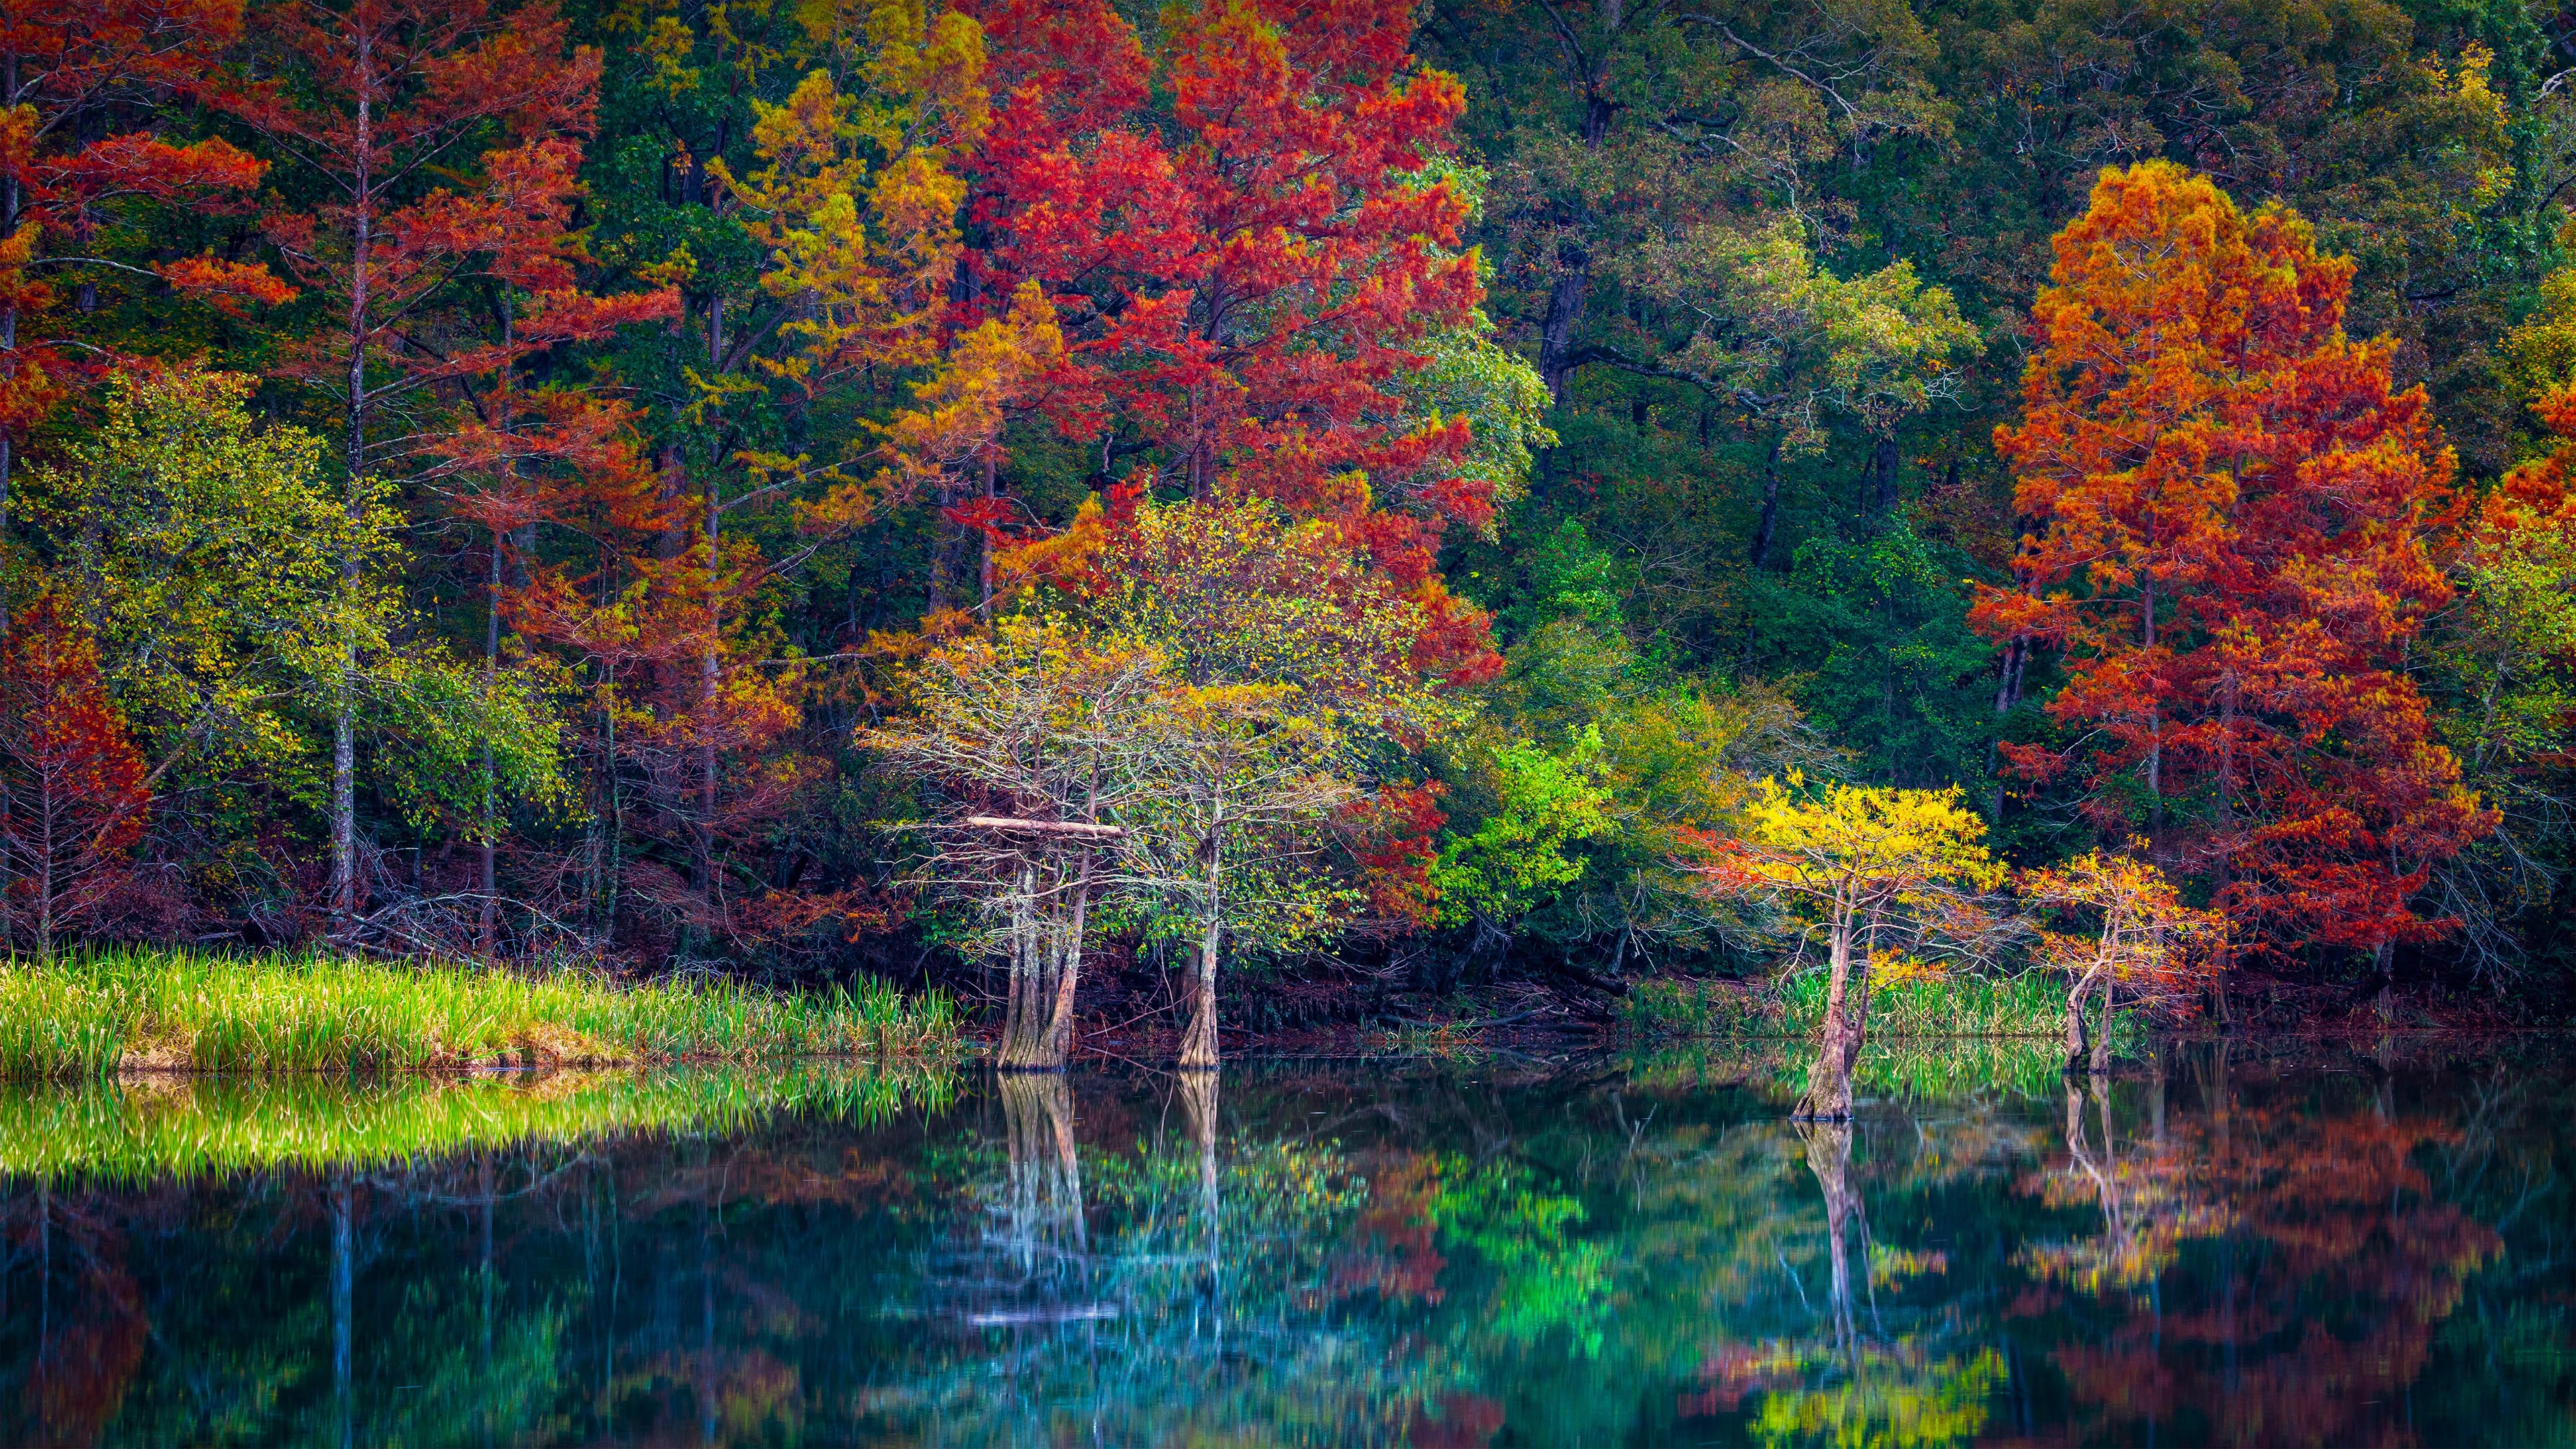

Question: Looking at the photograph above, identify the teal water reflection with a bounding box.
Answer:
[1,1040,2569,1446]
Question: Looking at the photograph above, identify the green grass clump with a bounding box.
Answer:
[0,947,958,1080]
[1621,978,1774,1037]
[1621,1036,2076,1102]
[0,1062,959,1182]
[1777,971,2075,1038]
[1625,970,2139,1052]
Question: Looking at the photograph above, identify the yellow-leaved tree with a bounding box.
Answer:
[1698,775,2004,1120]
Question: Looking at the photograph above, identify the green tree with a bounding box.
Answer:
[15,371,561,932]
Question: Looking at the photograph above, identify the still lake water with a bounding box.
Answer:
[1,1039,2569,1446]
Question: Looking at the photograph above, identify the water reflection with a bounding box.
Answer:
[0,1041,2569,1445]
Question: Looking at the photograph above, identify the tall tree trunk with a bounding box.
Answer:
[1,44,19,644]
[480,293,513,956]
[330,50,374,935]
[977,448,997,616]
[1536,90,1615,402]
[1748,436,1784,572]
[696,433,719,940]
[2373,935,2395,1024]
[1800,903,1860,1120]
[1864,434,1900,523]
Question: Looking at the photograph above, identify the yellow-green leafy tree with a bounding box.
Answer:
[864,612,1165,1070]
[1697,775,2004,1120]
[17,370,561,933]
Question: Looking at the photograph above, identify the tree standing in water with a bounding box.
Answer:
[867,613,1163,1069]
[2021,845,2224,1073]
[1700,775,2003,1120]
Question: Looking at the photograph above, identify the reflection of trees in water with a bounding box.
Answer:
[890,1069,1426,1444]
[1665,1118,2004,1449]
[0,1049,2568,1446]
[2015,1042,2541,1448]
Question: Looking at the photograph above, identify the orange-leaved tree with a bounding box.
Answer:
[0,592,148,958]
[1695,775,2004,1120]
[2019,845,2223,1072]
[1972,160,2488,979]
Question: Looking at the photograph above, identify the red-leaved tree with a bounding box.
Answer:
[965,0,1495,678]
[0,0,288,629]
[218,0,665,930]
[0,593,148,958]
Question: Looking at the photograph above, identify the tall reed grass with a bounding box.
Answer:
[0,947,958,1080]
[1625,970,2137,1051]
[0,1061,961,1181]
[1621,1035,2076,1101]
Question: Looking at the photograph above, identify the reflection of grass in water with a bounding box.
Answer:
[0,1061,959,1182]
[0,947,958,1079]
[1622,1034,2076,1102]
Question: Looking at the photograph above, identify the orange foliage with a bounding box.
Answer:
[1972,162,2489,961]
[0,0,283,457]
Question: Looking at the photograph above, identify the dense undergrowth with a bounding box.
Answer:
[0,949,957,1080]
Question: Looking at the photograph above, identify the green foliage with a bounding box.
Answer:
[1756,524,2000,789]
[1432,727,1613,926]
[9,370,566,841]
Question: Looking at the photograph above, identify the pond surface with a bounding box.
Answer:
[1,1039,2569,1446]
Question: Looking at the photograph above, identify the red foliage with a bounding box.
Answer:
[1340,781,1448,932]
[0,0,284,462]
[964,0,1494,670]
[1972,162,2489,961]
[0,594,150,957]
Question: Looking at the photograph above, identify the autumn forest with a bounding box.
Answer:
[7,0,2576,1069]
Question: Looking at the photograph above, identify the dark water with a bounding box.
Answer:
[3,1040,2571,1446]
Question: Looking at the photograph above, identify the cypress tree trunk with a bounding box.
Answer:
[1799,904,1860,1121]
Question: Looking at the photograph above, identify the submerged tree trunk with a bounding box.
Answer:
[1178,912,1220,1069]
[2065,964,2100,1072]
[996,870,1053,1069]
[2094,969,2115,1073]
[1000,856,1089,1071]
